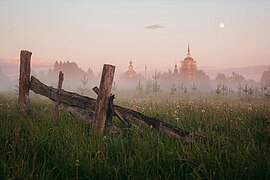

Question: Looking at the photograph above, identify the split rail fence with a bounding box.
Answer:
[18,50,194,141]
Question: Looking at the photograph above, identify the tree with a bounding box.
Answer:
[242,84,251,95]
[191,82,197,92]
[215,73,226,84]
[136,80,143,95]
[261,68,270,89]
[215,85,221,95]
[170,83,177,95]
[152,70,160,92]
[80,73,88,95]
[87,67,95,79]
[264,80,270,99]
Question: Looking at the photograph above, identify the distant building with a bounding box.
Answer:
[173,64,178,74]
[180,44,198,79]
[126,61,137,78]
[119,61,143,81]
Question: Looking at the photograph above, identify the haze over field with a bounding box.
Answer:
[1,2,270,179]
[0,0,270,77]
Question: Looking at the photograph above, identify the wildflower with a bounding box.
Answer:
[103,136,108,140]
[175,110,178,114]
[176,117,179,121]
[166,112,169,115]
[201,110,205,113]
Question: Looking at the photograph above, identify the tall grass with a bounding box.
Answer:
[0,92,269,179]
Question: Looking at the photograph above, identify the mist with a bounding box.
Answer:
[1,58,269,100]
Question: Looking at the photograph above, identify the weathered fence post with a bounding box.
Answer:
[18,50,32,112]
[54,71,64,119]
[93,64,115,133]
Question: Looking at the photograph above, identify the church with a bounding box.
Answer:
[166,44,211,91]
[119,61,143,81]
[180,44,198,79]
[118,45,211,91]
[118,61,144,89]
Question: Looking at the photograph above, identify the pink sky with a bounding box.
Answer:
[0,0,270,75]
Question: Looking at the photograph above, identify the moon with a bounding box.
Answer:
[219,23,225,29]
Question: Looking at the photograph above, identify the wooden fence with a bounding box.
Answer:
[18,50,194,141]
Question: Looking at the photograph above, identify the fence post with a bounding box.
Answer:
[93,64,115,133]
[18,50,32,113]
[54,71,64,120]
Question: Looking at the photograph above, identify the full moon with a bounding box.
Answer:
[219,23,225,29]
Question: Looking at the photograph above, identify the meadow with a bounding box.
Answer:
[0,91,269,179]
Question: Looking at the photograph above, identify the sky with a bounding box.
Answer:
[0,0,270,74]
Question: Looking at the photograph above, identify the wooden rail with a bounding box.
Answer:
[19,50,195,141]
[29,76,192,141]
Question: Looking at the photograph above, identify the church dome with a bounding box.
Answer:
[183,56,195,61]
[183,44,196,62]
[180,44,198,79]
[126,69,137,78]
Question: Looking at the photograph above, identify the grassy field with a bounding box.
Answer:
[0,92,269,179]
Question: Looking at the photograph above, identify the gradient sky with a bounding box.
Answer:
[0,0,270,73]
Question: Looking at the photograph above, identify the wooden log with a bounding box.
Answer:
[29,76,193,141]
[93,64,115,133]
[92,86,131,126]
[54,71,64,120]
[30,76,96,110]
[62,104,95,123]
[113,105,192,141]
[18,50,32,112]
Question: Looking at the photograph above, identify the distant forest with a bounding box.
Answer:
[38,61,96,90]
[0,68,11,90]
[1,62,270,94]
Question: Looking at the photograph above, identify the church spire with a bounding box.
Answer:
[187,44,191,57]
